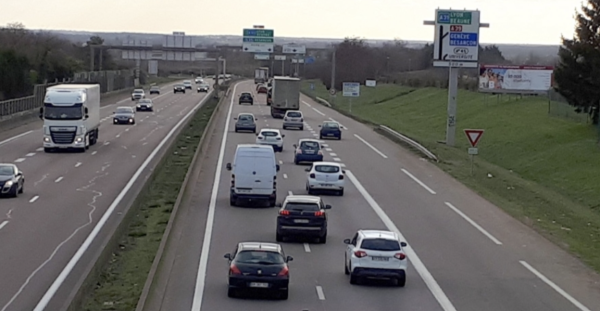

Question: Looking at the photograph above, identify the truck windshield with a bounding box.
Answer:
[43,103,83,120]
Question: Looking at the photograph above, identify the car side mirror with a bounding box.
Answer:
[84,107,89,114]
[17,171,23,176]
[224,253,231,260]
[255,133,259,136]
[318,125,322,127]
[85,115,89,119]
[286,256,293,262]
[226,163,232,170]
[325,204,332,209]
[343,239,351,244]
[275,202,282,207]
[233,117,237,120]
[304,168,310,172]
[401,242,407,247]
[281,134,285,137]
[342,170,346,174]
[293,144,297,148]
[276,164,280,172]
[255,118,258,121]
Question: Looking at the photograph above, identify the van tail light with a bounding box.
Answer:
[314,211,324,217]
[277,266,289,276]
[394,253,406,260]
[296,149,302,154]
[231,174,235,187]
[279,210,290,215]
[230,264,242,275]
[339,174,344,180]
[354,251,368,258]
[309,173,315,179]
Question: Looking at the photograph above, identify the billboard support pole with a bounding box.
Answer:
[447,65,458,146]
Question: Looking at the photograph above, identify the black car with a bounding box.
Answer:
[239,92,254,105]
[173,84,186,94]
[149,86,160,94]
[266,88,272,106]
[224,242,293,300]
[136,99,153,112]
[0,163,24,197]
[276,195,331,243]
[234,113,257,133]
[197,84,209,92]
[319,121,342,140]
[113,106,135,124]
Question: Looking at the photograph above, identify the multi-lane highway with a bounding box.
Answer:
[0,80,214,311]
[147,80,600,311]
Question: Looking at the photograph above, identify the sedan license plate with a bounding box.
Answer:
[294,219,309,223]
[237,189,252,193]
[327,133,334,136]
[249,282,269,288]
[371,256,389,261]
[319,184,333,187]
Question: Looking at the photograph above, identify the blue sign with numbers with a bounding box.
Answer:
[438,13,450,23]
[449,33,478,47]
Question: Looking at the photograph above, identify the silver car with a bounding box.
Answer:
[131,89,145,101]
[282,110,304,130]
[234,113,257,133]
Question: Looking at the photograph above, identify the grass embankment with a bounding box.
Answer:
[80,97,218,311]
[301,80,600,272]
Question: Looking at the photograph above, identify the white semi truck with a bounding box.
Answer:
[270,76,301,118]
[254,67,269,84]
[39,84,101,153]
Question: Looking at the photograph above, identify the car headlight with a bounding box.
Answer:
[137,104,141,107]
[114,119,118,123]
[129,118,134,123]
[75,137,83,143]
[44,137,50,142]
[5,181,13,187]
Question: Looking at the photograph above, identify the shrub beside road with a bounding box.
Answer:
[302,79,600,272]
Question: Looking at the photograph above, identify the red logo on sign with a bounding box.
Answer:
[450,25,462,32]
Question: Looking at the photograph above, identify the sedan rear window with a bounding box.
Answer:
[235,251,285,264]
[284,202,320,211]
[238,115,253,121]
[323,122,339,128]
[300,141,319,149]
[133,90,144,93]
[261,131,278,137]
[314,165,340,173]
[287,111,302,117]
[360,238,401,251]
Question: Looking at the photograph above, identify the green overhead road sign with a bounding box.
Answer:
[243,29,274,37]
[243,37,274,43]
[437,11,472,24]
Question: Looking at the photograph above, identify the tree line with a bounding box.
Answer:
[0,23,117,101]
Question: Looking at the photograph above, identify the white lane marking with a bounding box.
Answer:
[330,153,337,156]
[325,148,332,151]
[283,174,288,179]
[75,162,82,167]
[303,243,311,252]
[340,163,346,167]
[0,220,8,230]
[125,128,130,132]
[104,141,110,145]
[322,144,328,147]
[310,130,316,133]
[27,89,214,311]
[444,202,503,245]
[29,196,39,203]
[346,170,456,311]
[302,100,312,107]
[33,174,48,187]
[54,177,63,183]
[312,134,319,137]
[520,261,591,311]
[279,160,283,165]
[116,134,121,138]
[353,134,387,158]
[312,107,326,116]
[401,169,436,194]
[191,83,238,311]
[288,191,293,196]
[92,151,97,155]
[36,148,43,152]
[0,130,33,146]
[333,158,341,162]
[25,153,35,157]
[316,285,325,300]
[14,158,25,163]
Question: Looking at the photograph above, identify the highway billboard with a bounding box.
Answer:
[478,65,553,94]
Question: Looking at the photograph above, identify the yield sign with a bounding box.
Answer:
[464,129,484,147]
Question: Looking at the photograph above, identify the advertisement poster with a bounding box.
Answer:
[478,65,553,93]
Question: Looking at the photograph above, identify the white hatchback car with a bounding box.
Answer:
[256,128,285,152]
[344,230,408,286]
[305,162,345,196]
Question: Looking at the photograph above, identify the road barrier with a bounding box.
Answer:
[379,125,439,162]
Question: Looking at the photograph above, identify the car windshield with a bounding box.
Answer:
[184,81,191,83]
[360,238,401,251]
[116,108,132,113]
[284,202,320,211]
[261,131,278,137]
[151,87,159,90]
[314,165,340,173]
[235,250,284,264]
[300,141,319,149]
[139,99,151,103]
[238,115,254,121]
[43,104,83,120]
[133,90,143,93]
[175,84,183,87]
[0,166,13,175]
[323,122,339,128]
[287,111,302,118]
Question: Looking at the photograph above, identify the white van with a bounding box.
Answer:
[226,144,280,207]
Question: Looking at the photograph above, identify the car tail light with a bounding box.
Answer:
[354,251,367,258]
[339,174,344,180]
[284,117,288,121]
[309,173,315,179]
[318,150,323,155]
[230,264,242,275]
[314,211,324,217]
[394,253,406,260]
[296,149,302,154]
[279,210,290,215]
[277,266,289,276]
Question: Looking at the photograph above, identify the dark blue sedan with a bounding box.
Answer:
[319,121,342,140]
[293,139,324,164]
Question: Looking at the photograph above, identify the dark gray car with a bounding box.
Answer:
[234,113,257,133]
[113,106,135,125]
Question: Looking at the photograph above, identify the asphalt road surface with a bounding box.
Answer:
[0,80,214,311]
[149,80,600,311]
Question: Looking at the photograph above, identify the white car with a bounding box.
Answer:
[131,89,145,101]
[344,230,408,286]
[195,77,203,83]
[256,128,285,152]
[305,161,345,195]
[282,110,304,130]
[183,80,192,89]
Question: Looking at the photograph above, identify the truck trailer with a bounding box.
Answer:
[254,67,269,84]
[39,84,101,152]
[270,76,301,118]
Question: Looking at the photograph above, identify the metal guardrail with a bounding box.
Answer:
[315,97,332,107]
[379,125,439,162]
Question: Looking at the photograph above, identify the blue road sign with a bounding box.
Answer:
[438,13,450,23]
[449,33,478,47]
[304,56,315,64]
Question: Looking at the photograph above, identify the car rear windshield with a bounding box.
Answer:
[235,250,284,264]
[116,108,131,113]
[133,90,143,93]
[360,238,401,251]
[140,99,151,103]
[287,111,302,117]
[314,165,340,173]
[323,122,339,128]
[262,131,278,137]
[300,141,319,149]
[284,202,320,211]
[238,115,253,121]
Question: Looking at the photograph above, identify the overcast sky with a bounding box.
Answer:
[0,0,582,44]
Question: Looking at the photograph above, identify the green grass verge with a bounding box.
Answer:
[79,97,218,311]
[146,76,181,85]
[301,79,600,272]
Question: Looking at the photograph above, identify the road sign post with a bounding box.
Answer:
[342,82,360,113]
[424,10,489,147]
[464,129,484,175]
[242,28,274,53]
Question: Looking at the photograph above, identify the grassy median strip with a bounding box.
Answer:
[302,80,600,272]
[80,97,218,311]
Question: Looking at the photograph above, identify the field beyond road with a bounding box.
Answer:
[302,79,600,272]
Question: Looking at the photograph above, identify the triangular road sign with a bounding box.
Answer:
[464,129,484,147]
